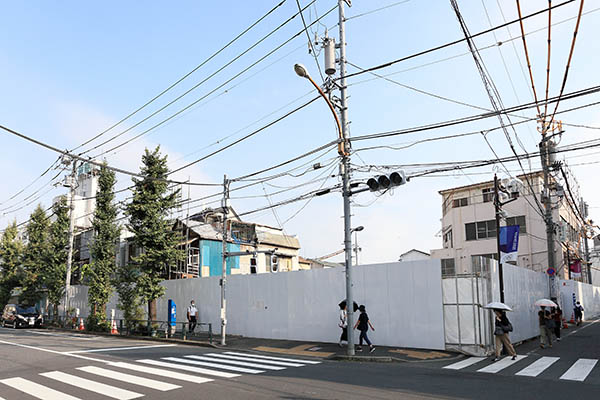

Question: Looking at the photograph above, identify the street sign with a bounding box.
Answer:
[547,268,555,276]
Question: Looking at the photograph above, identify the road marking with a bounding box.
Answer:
[109,362,213,384]
[166,356,264,374]
[477,355,527,373]
[185,355,284,370]
[225,351,321,364]
[560,359,598,382]
[0,377,81,400]
[205,353,303,367]
[515,357,560,377]
[77,366,181,391]
[25,331,97,340]
[443,357,486,370]
[68,344,177,353]
[137,359,240,378]
[251,344,333,357]
[0,339,108,363]
[40,371,143,400]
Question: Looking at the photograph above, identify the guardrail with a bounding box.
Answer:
[42,315,213,344]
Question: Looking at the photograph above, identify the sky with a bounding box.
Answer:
[1,0,599,264]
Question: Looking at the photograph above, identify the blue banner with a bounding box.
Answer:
[499,225,520,263]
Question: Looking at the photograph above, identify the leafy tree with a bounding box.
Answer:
[125,147,182,324]
[44,196,70,316]
[113,261,143,331]
[20,205,51,305]
[86,163,120,331]
[0,221,24,310]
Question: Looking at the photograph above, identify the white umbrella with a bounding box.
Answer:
[484,302,513,311]
[535,299,557,307]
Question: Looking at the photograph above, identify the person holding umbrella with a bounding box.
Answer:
[492,309,516,361]
[535,299,557,348]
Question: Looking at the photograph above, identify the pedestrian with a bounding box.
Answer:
[538,306,550,349]
[552,307,562,341]
[353,305,375,353]
[574,301,584,326]
[338,302,348,347]
[492,310,516,361]
[187,300,198,333]
[543,308,554,348]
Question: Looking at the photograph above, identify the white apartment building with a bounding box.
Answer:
[431,171,588,281]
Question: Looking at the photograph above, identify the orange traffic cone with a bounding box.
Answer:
[569,315,575,324]
[78,318,85,331]
[562,318,568,329]
[110,320,119,335]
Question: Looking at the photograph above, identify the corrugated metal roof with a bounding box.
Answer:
[256,230,300,249]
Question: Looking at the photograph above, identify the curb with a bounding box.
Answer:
[44,327,218,348]
[330,355,394,363]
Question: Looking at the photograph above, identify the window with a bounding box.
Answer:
[441,258,455,277]
[482,188,494,203]
[443,229,453,248]
[466,220,496,240]
[510,191,519,199]
[506,215,527,234]
[453,197,468,208]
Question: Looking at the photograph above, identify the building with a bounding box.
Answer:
[171,208,301,278]
[430,170,589,281]
[398,249,431,262]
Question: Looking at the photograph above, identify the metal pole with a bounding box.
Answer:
[185,178,191,278]
[338,0,355,356]
[493,174,505,303]
[540,133,557,295]
[63,160,77,318]
[220,174,229,346]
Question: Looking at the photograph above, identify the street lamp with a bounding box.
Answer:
[351,226,364,266]
[294,62,355,355]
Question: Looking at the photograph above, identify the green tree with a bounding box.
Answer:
[0,221,24,310]
[125,147,182,324]
[21,205,51,305]
[86,163,120,331]
[44,196,70,316]
[113,262,143,331]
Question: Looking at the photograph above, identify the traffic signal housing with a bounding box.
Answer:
[367,171,407,191]
[270,255,279,273]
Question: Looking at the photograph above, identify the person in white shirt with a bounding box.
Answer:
[338,303,348,347]
[187,301,198,333]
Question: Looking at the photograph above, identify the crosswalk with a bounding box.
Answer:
[443,355,599,382]
[0,351,320,399]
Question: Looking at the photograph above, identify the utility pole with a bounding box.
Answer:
[337,0,356,356]
[220,174,230,346]
[580,199,592,284]
[540,121,557,297]
[493,174,505,303]
[63,159,78,319]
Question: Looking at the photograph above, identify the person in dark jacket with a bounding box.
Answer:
[552,307,562,341]
[353,305,375,353]
[493,310,516,361]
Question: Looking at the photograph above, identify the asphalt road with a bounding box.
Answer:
[1,320,599,399]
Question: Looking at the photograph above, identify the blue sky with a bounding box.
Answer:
[1,0,599,263]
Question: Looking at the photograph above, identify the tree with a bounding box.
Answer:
[0,221,24,310]
[43,196,70,317]
[86,163,120,331]
[125,147,182,325]
[20,205,51,305]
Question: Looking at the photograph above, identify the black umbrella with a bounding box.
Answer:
[338,300,359,312]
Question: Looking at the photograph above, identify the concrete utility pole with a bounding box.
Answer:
[493,174,505,303]
[63,159,78,319]
[337,0,355,356]
[220,174,230,346]
[540,120,557,297]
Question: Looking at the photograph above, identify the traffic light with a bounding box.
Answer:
[270,255,279,273]
[250,257,257,274]
[367,171,407,191]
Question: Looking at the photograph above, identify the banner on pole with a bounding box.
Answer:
[500,225,520,263]
[570,260,582,278]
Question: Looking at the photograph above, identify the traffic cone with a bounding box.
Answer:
[569,315,575,324]
[562,318,568,329]
[78,318,85,331]
[110,320,119,335]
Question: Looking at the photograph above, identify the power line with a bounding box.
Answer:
[345,0,411,21]
[295,0,324,82]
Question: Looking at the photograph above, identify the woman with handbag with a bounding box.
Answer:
[493,310,517,362]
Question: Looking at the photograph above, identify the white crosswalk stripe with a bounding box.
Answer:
[109,361,214,384]
[224,351,321,364]
[515,357,560,377]
[163,356,264,374]
[206,353,305,367]
[39,371,143,400]
[560,359,599,382]
[477,355,527,373]
[186,355,285,370]
[0,377,81,400]
[136,359,240,378]
[443,357,486,370]
[77,366,181,391]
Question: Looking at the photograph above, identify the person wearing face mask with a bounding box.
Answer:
[187,300,198,333]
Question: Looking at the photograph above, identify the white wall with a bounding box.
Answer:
[68,260,445,350]
[559,279,600,322]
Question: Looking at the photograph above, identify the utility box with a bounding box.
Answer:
[168,299,176,336]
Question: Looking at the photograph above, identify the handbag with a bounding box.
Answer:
[502,322,513,333]
[494,325,504,336]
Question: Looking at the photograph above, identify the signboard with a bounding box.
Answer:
[499,225,520,263]
[570,260,582,278]
[546,268,555,276]
[168,299,176,327]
